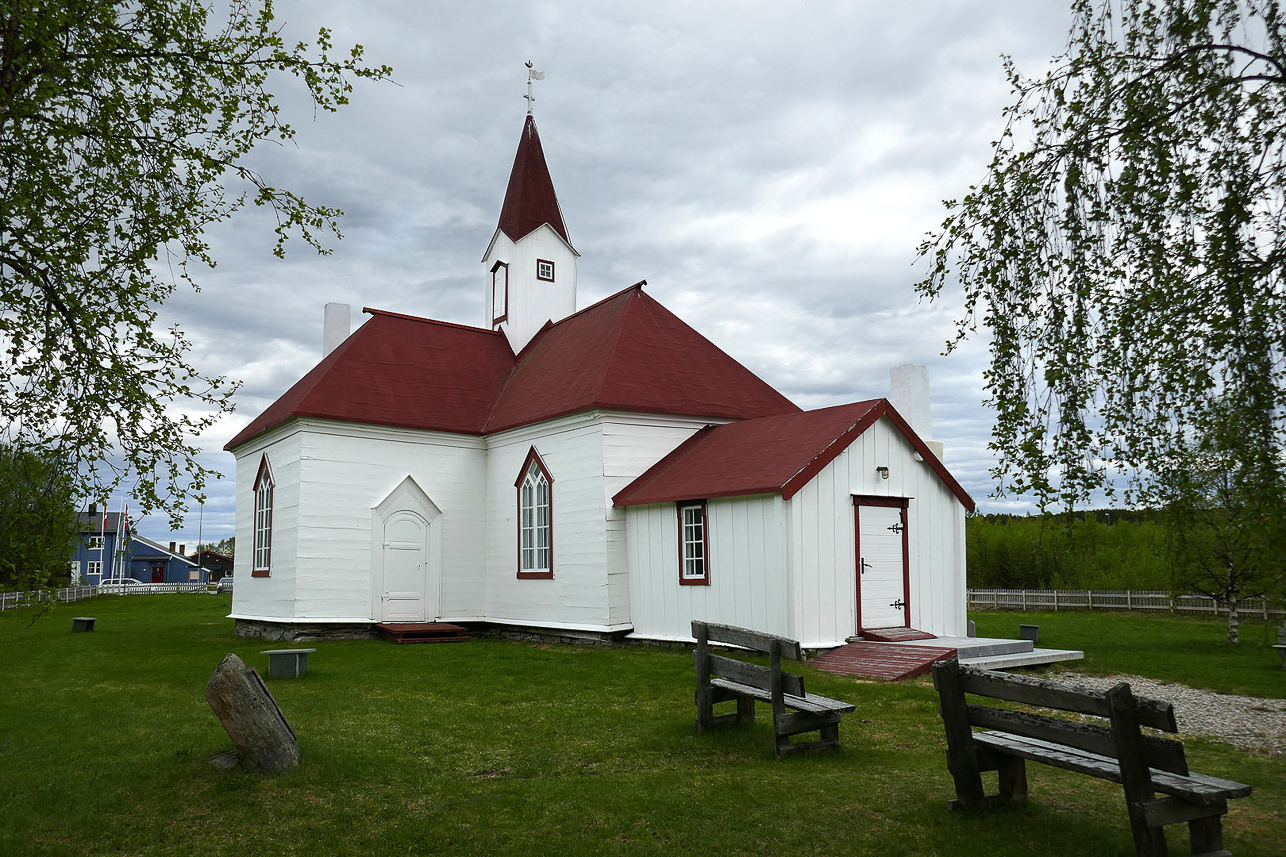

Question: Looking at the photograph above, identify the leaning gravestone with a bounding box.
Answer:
[205,653,299,774]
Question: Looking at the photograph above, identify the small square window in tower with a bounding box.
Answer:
[536,258,555,282]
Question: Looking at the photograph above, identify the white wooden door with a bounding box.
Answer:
[856,504,908,629]
[380,511,429,622]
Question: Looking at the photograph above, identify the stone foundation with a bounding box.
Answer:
[234,619,378,642]
[235,618,641,648]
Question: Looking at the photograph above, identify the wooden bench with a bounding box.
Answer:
[692,620,855,758]
[932,658,1252,857]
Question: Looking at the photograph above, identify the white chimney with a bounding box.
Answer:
[890,364,945,461]
[323,302,351,357]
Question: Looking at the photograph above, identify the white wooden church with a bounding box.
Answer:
[225,112,975,648]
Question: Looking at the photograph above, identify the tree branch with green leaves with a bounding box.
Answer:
[916,0,1286,530]
[0,0,390,529]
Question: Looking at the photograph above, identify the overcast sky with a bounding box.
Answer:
[115,0,1079,547]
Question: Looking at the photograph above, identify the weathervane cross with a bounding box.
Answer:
[524,60,544,115]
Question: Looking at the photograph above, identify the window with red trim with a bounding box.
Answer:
[252,456,274,577]
[536,258,555,282]
[515,448,553,578]
[491,260,508,324]
[677,500,709,585]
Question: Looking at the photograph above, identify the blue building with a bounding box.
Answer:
[71,508,198,584]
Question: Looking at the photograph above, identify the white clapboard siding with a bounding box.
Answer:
[482,414,623,630]
[625,494,789,642]
[231,420,488,623]
[230,427,302,621]
[786,415,967,644]
[600,413,721,627]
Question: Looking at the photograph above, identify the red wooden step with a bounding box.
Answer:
[810,642,956,681]
[376,622,471,644]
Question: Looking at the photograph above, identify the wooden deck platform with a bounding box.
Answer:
[810,641,957,681]
[376,622,471,644]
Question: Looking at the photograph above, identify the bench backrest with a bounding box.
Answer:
[692,621,806,699]
[693,621,803,661]
[933,660,1189,776]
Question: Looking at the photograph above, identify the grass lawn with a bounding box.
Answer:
[0,596,1281,856]
[970,609,1286,698]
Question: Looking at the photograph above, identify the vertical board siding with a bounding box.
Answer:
[785,416,967,646]
[626,495,788,641]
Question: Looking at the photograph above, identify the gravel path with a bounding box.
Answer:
[1046,669,1286,757]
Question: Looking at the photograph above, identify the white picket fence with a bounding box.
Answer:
[968,588,1286,619]
[0,582,208,611]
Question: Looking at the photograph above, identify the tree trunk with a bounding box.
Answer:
[1226,596,1240,644]
[205,653,299,775]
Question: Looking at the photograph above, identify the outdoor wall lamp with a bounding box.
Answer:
[876,466,889,480]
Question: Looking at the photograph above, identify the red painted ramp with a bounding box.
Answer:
[810,642,956,681]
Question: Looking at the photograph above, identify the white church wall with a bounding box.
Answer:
[481,413,624,630]
[286,421,488,622]
[625,494,789,642]
[600,412,725,628]
[229,427,303,621]
[786,416,967,645]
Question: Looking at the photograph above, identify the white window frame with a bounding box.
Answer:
[536,258,555,282]
[515,448,553,579]
[87,535,104,550]
[677,501,710,585]
[87,561,102,578]
[253,455,274,576]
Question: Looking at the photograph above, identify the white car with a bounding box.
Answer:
[98,577,144,593]
[216,577,233,594]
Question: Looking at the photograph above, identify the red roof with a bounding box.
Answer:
[611,400,975,511]
[484,286,799,432]
[226,285,799,450]
[497,115,571,246]
[224,312,515,448]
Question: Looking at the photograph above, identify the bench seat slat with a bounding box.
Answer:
[973,732,1251,805]
[709,677,855,715]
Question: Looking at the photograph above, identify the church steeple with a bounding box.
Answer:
[497,115,572,247]
[483,113,579,353]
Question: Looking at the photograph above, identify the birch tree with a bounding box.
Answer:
[1,1,390,527]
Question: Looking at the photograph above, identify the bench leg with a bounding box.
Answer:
[1125,809,1170,857]
[1188,815,1226,856]
[997,755,1028,806]
[736,695,755,724]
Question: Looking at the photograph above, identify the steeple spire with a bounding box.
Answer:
[496,114,572,247]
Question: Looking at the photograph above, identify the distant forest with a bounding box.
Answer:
[967,510,1170,590]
